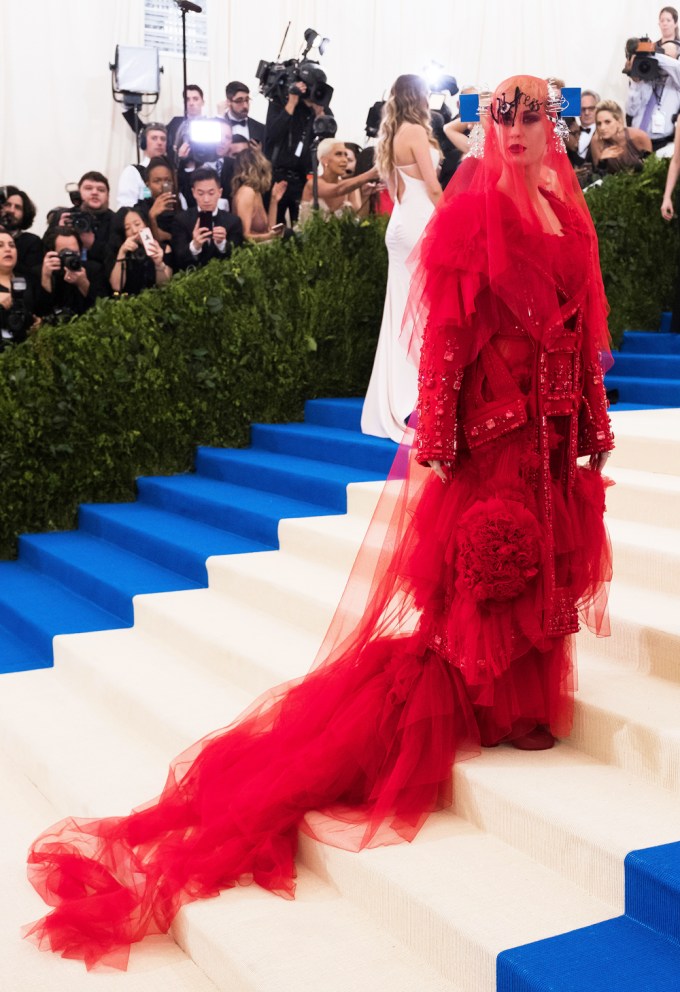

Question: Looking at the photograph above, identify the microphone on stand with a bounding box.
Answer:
[175,1,202,13]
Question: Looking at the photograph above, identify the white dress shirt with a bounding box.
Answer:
[116,157,150,209]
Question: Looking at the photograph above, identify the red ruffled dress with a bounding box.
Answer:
[23,182,614,973]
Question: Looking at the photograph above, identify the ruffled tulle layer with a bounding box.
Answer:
[24,437,611,971]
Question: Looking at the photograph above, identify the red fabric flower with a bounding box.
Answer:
[455,497,542,603]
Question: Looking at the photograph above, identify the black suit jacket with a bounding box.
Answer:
[172,207,243,270]
[225,116,265,146]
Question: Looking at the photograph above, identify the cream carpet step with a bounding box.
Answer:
[346,479,383,518]
[131,588,320,697]
[609,408,680,475]
[580,580,680,682]
[453,743,680,908]
[0,667,171,816]
[606,517,680,595]
[173,864,461,992]
[206,551,361,639]
[53,626,254,759]
[605,465,680,528]
[298,811,613,992]
[0,752,220,992]
[572,653,680,791]
[278,512,373,571]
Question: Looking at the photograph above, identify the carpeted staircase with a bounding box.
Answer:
[0,403,680,991]
[0,398,394,674]
[606,328,680,410]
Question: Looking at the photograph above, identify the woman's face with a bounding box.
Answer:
[124,211,146,239]
[344,148,357,176]
[596,110,622,141]
[0,232,17,273]
[147,166,173,198]
[496,103,548,168]
[323,144,349,178]
[660,10,677,38]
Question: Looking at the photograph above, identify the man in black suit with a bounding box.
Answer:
[220,81,265,147]
[172,167,243,270]
[166,84,207,166]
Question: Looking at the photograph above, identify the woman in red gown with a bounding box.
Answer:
[24,76,613,970]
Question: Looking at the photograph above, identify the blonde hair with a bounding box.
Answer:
[375,74,438,181]
[231,147,272,196]
[317,139,346,163]
[595,99,624,124]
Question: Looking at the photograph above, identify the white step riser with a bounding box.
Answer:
[609,537,680,597]
[607,479,680,529]
[579,614,680,683]
[610,434,680,476]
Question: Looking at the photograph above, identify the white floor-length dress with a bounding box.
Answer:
[361,150,438,442]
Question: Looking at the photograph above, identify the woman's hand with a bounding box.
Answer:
[429,459,451,483]
[588,451,611,473]
[120,236,139,255]
[271,180,288,202]
[149,192,176,218]
[0,290,11,310]
[146,239,165,266]
[661,195,675,221]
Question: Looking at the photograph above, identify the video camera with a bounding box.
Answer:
[624,36,662,81]
[0,277,31,351]
[256,26,333,108]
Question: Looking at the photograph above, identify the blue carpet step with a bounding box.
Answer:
[497,915,680,992]
[196,447,386,512]
[619,331,680,355]
[251,423,397,474]
[497,841,680,991]
[18,531,203,625]
[603,375,680,407]
[137,474,339,547]
[79,502,269,585]
[610,353,680,379]
[304,397,364,432]
[0,561,124,661]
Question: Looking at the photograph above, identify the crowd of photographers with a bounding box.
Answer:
[3,7,680,348]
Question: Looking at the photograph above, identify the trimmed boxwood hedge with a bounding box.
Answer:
[586,155,678,347]
[0,214,388,558]
[0,160,677,558]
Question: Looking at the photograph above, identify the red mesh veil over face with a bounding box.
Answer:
[404,75,613,376]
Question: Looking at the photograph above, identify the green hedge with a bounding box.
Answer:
[0,214,388,558]
[586,155,678,347]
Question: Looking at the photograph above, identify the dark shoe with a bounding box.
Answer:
[510,725,555,751]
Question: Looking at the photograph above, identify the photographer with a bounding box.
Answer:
[0,229,37,349]
[116,124,168,208]
[0,185,43,279]
[167,84,207,166]
[108,209,172,296]
[175,118,234,209]
[624,39,680,152]
[172,167,243,270]
[264,81,333,224]
[52,172,114,268]
[36,226,106,320]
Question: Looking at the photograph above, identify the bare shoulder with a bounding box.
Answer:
[234,185,256,203]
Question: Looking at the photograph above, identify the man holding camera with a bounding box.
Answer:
[264,81,332,224]
[53,172,114,268]
[116,124,169,208]
[172,167,243,270]
[625,41,680,152]
[167,84,207,166]
[35,227,106,320]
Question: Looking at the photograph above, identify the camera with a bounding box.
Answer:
[0,277,31,350]
[58,248,82,272]
[624,36,662,81]
[256,58,333,108]
[62,185,93,234]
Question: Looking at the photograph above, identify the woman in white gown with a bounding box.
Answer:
[361,75,443,442]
